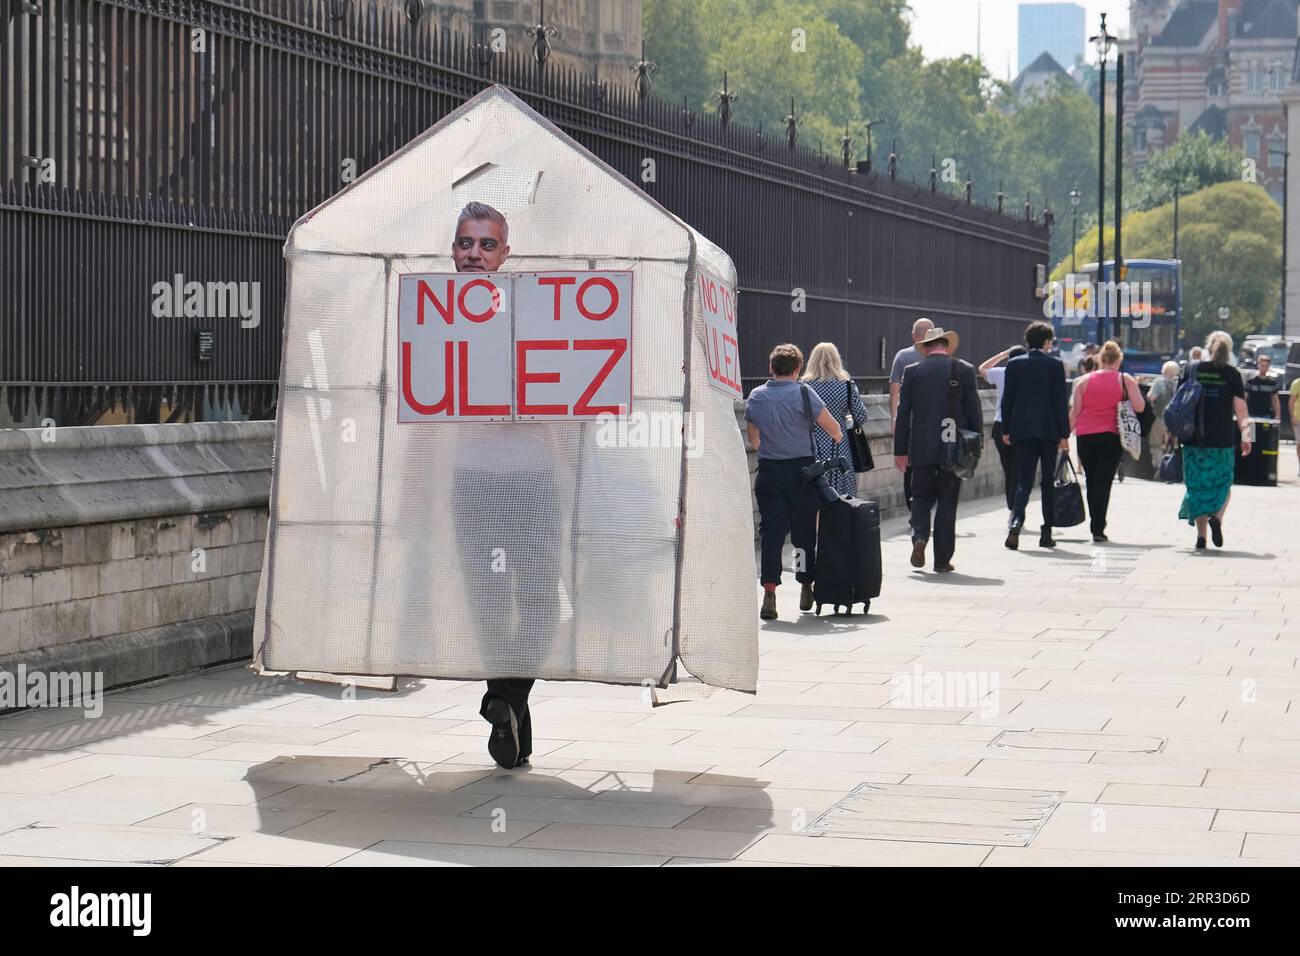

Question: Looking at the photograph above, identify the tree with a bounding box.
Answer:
[1051,181,1281,344]
[641,1,712,110]
[995,77,1104,265]
[704,3,864,146]
[1129,131,1245,211]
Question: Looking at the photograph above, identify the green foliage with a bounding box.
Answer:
[704,3,864,141]
[992,77,1106,265]
[1129,131,1246,211]
[643,0,1095,241]
[1051,182,1281,343]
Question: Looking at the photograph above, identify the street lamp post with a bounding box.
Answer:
[1271,115,1288,336]
[1171,152,1185,261]
[865,120,885,173]
[1070,185,1082,274]
[1090,15,1115,344]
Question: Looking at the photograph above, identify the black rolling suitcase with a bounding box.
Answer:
[812,494,882,615]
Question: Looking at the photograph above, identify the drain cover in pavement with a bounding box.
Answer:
[805,782,1061,847]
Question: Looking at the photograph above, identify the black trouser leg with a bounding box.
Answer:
[455,470,559,753]
[992,421,1016,510]
[932,468,962,565]
[1077,432,1122,535]
[1035,440,1057,530]
[909,465,937,543]
[755,458,815,586]
[1012,438,1043,525]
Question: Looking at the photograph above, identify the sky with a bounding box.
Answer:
[905,0,1131,79]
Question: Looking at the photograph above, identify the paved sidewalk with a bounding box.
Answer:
[1,459,1298,866]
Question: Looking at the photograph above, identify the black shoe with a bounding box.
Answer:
[1209,517,1224,548]
[934,562,955,573]
[1039,527,1056,548]
[1092,533,1108,543]
[760,590,777,620]
[799,584,814,612]
[910,539,927,568]
[482,698,520,770]
[1005,528,1020,551]
[1195,536,1207,551]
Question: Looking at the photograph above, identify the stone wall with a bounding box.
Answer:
[0,396,1005,704]
[0,422,272,699]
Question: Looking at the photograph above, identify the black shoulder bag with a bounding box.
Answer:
[941,358,983,480]
[845,379,875,473]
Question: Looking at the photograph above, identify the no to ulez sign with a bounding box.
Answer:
[397,271,633,422]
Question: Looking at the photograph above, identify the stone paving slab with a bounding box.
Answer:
[0,467,1296,865]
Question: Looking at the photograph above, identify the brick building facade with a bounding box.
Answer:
[1125,0,1297,202]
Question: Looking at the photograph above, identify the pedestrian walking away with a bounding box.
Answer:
[1177,331,1250,550]
[1070,341,1146,543]
[1000,321,1070,550]
[746,343,843,620]
[803,342,870,497]
[894,327,983,573]
[1147,360,1180,470]
[978,344,1027,518]
[890,317,935,516]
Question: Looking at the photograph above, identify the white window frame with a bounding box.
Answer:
[1244,129,1261,160]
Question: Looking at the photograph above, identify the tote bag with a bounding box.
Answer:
[1052,453,1087,528]
[1117,391,1143,461]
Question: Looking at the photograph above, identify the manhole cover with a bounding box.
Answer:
[805,782,1061,847]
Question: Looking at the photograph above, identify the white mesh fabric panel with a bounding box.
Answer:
[677,253,758,692]
[253,86,757,692]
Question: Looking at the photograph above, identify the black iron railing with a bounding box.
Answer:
[1,0,1049,424]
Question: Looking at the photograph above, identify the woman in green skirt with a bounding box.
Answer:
[1177,331,1251,550]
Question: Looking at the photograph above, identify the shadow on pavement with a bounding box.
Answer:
[762,613,887,634]
[910,573,1005,586]
[229,757,774,865]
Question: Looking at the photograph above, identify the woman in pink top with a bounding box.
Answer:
[1069,341,1146,542]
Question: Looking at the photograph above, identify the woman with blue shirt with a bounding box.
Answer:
[978,344,1027,516]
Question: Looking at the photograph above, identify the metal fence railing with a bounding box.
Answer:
[1,0,1050,425]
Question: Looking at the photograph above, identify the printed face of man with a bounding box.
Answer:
[453,217,510,273]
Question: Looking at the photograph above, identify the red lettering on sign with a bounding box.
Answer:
[572,338,628,415]
[416,279,455,326]
[707,328,741,393]
[456,341,509,416]
[538,276,576,320]
[576,277,619,321]
[458,278,500,323]
[516,340,569,415]
[699,274,717,313]
[401,340,453,415]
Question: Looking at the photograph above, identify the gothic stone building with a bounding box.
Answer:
[407,1,643,84]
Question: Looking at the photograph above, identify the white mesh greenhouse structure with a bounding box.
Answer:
[252,85,757,693]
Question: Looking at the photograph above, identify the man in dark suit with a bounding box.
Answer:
[1000,321,1071,550]
[894,327,983,573]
